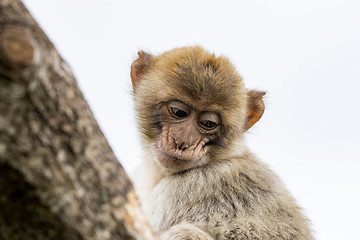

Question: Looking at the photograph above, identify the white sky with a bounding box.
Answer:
[22,1,360,239]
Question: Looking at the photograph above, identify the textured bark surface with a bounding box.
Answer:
[0,0,157,239]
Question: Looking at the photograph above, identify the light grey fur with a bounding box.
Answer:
[134,146,313,240]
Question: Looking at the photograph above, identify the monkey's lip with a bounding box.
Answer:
[156,149,195,166]
[162,153,192,163]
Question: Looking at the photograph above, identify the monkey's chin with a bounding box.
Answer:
[155,151,199,173]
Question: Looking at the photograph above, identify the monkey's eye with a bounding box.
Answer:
[170,107,188,118]
[199,120,217,130]
[198,112,221,131]
[167,101,190,119]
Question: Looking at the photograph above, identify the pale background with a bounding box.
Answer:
[22,1,360,239]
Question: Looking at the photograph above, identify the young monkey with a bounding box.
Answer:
[131,46,313,240]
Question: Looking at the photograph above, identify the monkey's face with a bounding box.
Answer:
[131,46,265,174]
[154,100,221,172]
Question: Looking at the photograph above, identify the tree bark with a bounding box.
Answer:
[0,1,157,239]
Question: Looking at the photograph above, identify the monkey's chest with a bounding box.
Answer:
[141,177,250,234]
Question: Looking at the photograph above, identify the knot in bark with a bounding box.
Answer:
[0,27,34,70]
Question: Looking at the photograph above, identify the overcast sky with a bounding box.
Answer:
[22,1,360,239]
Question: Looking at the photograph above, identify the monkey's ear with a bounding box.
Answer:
[130,50,155,91]
[245,90,266,131]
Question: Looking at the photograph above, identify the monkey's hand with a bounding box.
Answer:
[160,222,213,240]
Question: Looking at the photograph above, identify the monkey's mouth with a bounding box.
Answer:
[155,149,197,171]
[163,153,191,163]
[157,148,193,162]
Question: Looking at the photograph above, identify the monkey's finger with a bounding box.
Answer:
[193,139,207,159]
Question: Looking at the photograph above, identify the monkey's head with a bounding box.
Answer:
[131,46,265,174]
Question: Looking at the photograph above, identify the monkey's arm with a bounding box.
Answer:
[160,222,213,240]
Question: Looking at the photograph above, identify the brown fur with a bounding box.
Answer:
[131,46,313,240]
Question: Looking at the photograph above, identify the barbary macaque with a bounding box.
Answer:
[131,46,313,240]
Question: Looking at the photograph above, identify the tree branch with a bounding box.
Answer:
[0,1,157,239]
